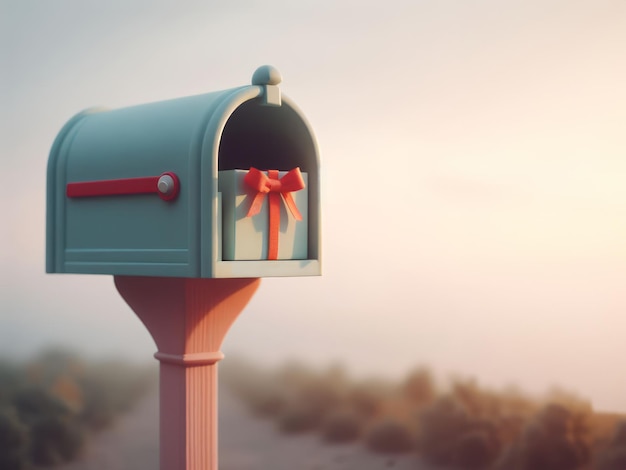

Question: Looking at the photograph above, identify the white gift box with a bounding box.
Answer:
[218,169,308,260]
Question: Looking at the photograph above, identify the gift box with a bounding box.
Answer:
[218,168,308,261]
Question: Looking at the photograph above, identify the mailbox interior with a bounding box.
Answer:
[209,97,321,278]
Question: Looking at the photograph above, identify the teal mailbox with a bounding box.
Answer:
[46,66,321,278]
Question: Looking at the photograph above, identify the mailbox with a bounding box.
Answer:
[46,65,320,278]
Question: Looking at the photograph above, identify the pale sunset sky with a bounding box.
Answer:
[1,1,625,412]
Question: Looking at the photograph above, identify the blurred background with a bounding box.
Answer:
[1,0,625,432]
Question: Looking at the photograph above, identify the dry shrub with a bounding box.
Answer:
[451,378,524,423]
[403,367,436,407]
[418,396,469,464]
[418,396,500,468]
[597,447,626,470]
[347,379,391,419]
[595,420,626,470]
[9,387,85,466]
[0,407,29,470]
[12,387,69,423]
[277,378,345,434]
[451,379,489,417]
[228,360,350,432]
[78,361,155,430]
[610,420,626,447]
[321,409,362,443]
[296,380,343,417]
[496,413,526,444]
[277,401,321,434]
[365,418,415,453]
[221,358,288,418]
[220,356,266,392]
[453,429,500,470]
[223,356,622,470]
[0,351,155,469]
[321,363,350,390]
[493,403,590,470]
[274,361,318,390]
[29,414,84,466]
[544,387,593,413]
[245,385,288,418]
[278,362,347,417]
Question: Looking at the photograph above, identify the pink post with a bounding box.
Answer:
[114,276,260,470]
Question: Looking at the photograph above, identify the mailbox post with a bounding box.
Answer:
[115,276,260,470]
[46,65,321,470]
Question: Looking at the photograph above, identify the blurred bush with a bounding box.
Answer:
[402,367,436,407]
[0,348,156,469]
[596,420,626,470]
[365,418,415,453]
[611,420,626,447]
[347,378,391,420]
[29,414,84,466]
[244,384,288,418]
[78,360,155,430]
[453,428,500,470]
[223,356,625,467]
[493,403,591,470]
[321,408,362,443]
[417,395,500,468]
[0,407,29,470]
[277,401,322,434]
[221,356,287,418]
[597,447,626,470]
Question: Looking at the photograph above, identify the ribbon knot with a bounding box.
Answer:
[266,179,282,192]
[243,167,305,260]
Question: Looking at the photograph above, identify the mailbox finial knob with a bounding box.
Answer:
[251,65,282,86]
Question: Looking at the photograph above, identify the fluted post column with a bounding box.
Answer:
[114,276,260,470]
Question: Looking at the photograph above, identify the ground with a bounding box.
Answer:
[53,383,436,470]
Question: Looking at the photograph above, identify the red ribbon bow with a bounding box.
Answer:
[244,167,305,260]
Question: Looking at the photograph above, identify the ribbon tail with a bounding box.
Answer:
[246,192,266,217]
[282,193,303,221]
[267,192,280,260]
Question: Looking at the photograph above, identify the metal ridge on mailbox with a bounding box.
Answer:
[46,65,320,278]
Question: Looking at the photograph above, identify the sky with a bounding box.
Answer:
[1,1,625,412]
